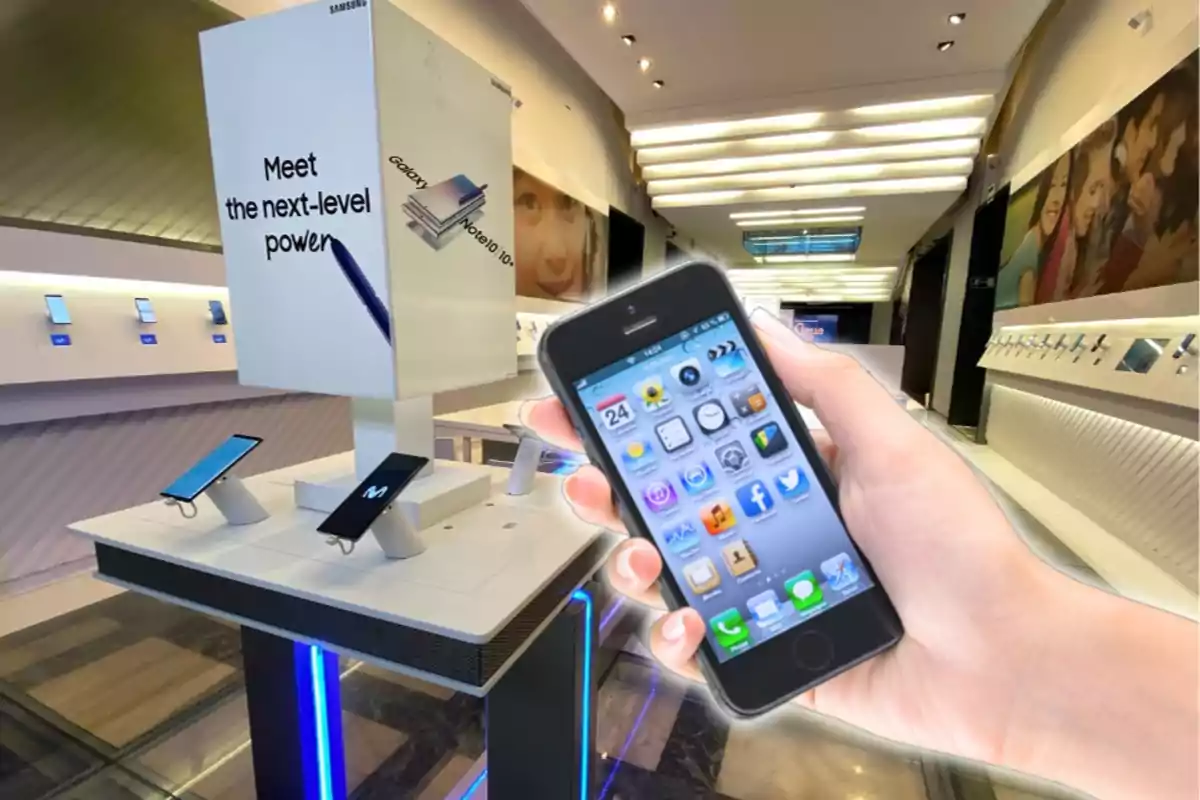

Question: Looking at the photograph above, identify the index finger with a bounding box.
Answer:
[519,396,583,452]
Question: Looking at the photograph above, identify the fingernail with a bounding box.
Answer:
[615,547,636,581]
[662,613,685,642]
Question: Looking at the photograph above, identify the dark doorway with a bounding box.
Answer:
[607,206,645,293]
[899,235,951,403]
[948,185,1010,428]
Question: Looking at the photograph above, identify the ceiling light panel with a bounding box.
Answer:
[853,117,986,140]
[646,157,973,195]
[652,175,967,207]
[736,215,864,227]
[729,206,866,219]
[630,112,824,146]
[851,94,992,118]
[641,138,980,179]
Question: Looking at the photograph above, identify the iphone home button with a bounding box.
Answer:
[793,631,834,671]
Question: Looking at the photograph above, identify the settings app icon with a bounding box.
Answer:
[715,442,749,474]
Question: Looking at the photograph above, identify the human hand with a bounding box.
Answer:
[523,311,1068,765]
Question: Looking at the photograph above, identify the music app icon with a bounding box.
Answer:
[700,500,737,535]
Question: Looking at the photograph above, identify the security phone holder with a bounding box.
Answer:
[503,424,543,497]
[368,506,424,559]
[203,475,270,526]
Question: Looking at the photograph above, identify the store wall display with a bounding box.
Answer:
[201,0,515,400]
[793,315,839,343]
[996,51,1199,309]
[513,167,608,301]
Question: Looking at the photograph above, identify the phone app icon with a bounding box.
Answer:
[642,479,678,513]
[775,467,810,500]
[654,416,693,453]
[709,608,750,650]
[663,520,701,554]
[721,538,758,577]
[750,422,788,458]
[707,340,747,378]
[715,442,750,474]
[784,570,824,611]
[730,384,767,417]
[634,376,671,412]
[683,557,721,594]
[700,500,736,535]
[692,400,730,435]
[820,552,861,591]
[671,357,707,391]
[678,461,716,495]
[621,439,656,472]
[747,589,786,626]
[735,479,775,518]
[596,393,635,430]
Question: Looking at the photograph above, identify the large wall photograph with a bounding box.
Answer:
[513,167,608,301]
[996,51,1198,309]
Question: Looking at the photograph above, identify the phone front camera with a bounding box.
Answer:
[626,305,637,315]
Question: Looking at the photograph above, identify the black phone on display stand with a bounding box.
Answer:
[316,453,430,541]
[538,261,902,717]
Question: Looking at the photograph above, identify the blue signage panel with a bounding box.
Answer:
[140,333,158,345]
[212,333,228,344]
[50,333,72,347]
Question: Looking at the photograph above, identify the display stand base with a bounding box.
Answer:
[369,506,425,559]
[206,476,269,526]
[294,462,491,528]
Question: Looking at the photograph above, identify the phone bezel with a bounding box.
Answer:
[160,434,264,502]
[539,262,901,715]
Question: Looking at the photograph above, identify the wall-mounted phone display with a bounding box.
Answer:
[44,294,71,325]
[209,300,228,326]
[979,318,1198,410]
[134,297,157,323]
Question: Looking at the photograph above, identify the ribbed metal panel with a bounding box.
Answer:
[987,385,1198,591]
[0,394,351,585]
[0,0,235,246]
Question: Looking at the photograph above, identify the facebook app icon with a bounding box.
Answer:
[735,479,774,518]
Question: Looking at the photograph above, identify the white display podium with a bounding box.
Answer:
[71,453,613,799]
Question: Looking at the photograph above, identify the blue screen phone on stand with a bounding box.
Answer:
[161,435,263,502]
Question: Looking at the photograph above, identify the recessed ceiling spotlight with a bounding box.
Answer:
[638,57,653,72]
[621,34,636,46]
[937,40,955,52]
[948,13,966,25]
[601,2,617,23]
[652,80,665,89]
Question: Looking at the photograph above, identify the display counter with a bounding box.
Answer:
[70,453,614,799]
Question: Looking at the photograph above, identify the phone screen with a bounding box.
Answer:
[209,300,228,325]
[161,435,261,501]
[45,294,71,325]
[135,298,156,323]
[574,311,873,663]
[317,453,429,540]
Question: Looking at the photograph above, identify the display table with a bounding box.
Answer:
[435,400,524,461]
[69,454,614,799]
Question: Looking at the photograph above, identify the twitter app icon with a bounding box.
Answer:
[774,467,810,500]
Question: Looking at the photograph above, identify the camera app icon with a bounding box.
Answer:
[670,358,707,391]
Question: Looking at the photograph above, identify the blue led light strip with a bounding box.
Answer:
[308,645,334,800]
[598,668,659,800]
[571,589,594,800]
[461,590,594,800]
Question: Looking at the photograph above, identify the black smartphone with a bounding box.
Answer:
[538,262,901,717]
[209,300,229,326]
[316,453,429,541]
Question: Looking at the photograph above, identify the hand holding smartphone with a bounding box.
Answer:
[538,262,901,716]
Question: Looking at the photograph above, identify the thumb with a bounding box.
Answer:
[749,311,921,459]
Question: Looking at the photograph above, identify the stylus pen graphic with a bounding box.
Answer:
[329,237,392,343]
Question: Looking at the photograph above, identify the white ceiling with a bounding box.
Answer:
[520,0,1051,298]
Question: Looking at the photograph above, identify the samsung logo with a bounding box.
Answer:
[330,0,365,14]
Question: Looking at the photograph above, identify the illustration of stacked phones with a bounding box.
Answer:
[402,174,487,250]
